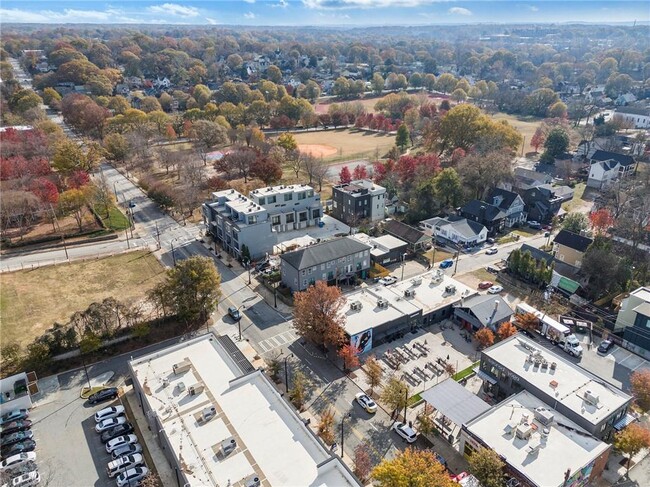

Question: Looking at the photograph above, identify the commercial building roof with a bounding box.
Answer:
[482,335,631,427]
[421,379,491,426]
[465,391,610,487]
[129,335,359,487]
[456,294,514,328]
[280,237,371,270]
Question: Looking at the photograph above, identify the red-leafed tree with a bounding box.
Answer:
[250,155,283,185]
[531,127,545,153]
[352,164,368,180]
[29,178,59,205]
[338,344,361,371]
[451,147,466,165]
[589,208,615,235]
[339,165,352,184]
[165,124,177,140]
[67,170,90,189]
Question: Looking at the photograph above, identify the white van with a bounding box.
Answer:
[106,453,144,478]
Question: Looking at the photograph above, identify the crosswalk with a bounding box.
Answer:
[258,330,298,353]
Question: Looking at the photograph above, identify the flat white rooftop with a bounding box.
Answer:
[130,336,358,487]
[466,391,610,487]
[483,335,631,426]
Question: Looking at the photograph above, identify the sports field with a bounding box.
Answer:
[293,128,395,162]
[491,113,542,156]
[0,251,165,348]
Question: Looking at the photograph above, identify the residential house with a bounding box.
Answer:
[35,61,54,73]
[616,287,650,357]
[459,200,506,237]
[124,76,143,88]
[520,185,563,223]
[202,185,323,260]
[548,184,574,203]
[280,237,371,292]
[153,77,171,89]
[512,167,552,192]
[331,180,386,225]
[614,106,650,128]
[485,188,527,227]
[114,83,130,96]
[383,220,431,252]
[419,216,487,247]
[587,150,636,189]
[553,230,593,269]
[615,93,637,106]
[453,294,514,331]
[513,243,554,267]
[351,233,408,266]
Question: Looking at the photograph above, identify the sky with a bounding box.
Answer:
[1,1,648,26]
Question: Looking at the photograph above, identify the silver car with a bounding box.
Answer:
[105,435,138,454]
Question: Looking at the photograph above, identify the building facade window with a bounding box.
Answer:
[272,215,281,225]
[258,197,266,205]
[286,213,295,223]
[268,196,276,204]
[284,193,292,201]
[247,215,257,224]
[299,212,307,222]
[298,192,306,200]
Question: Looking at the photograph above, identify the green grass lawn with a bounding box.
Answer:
[452,361,480,381]
[97,205,131,231]
[562,183,586,212]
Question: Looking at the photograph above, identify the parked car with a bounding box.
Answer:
[95,416,127,434]
[1,440,36,459]
[4,471,40,487]
[106,435,138,454]
[228,306,241,321]
[95,406,125,423]
[392,422,417,443]
[0,411,28,427]
[88,387,119,405]
[485,247,498,255]
[439,259,454,269]
[527,221,542,230]
[478,281,494,290]
[106,453,145,478]
[378,276,398,286]
[111,443,142,460]
[101,423,134,443]
[486,238,496,244]
[355,393,377,414]
[116,467,149,487]
[597,340,614,355]
[0,431,33,449]
[0,422,31,439]
[487,285,504,294]
[0,453,36,473]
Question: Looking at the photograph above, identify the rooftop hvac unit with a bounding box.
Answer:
[534,407,555,426]
[377,299,388,309]
[584,390,600,405]
[444,285,456,294]
[350,301,363,311]
[527,442,541,455]
[162,379,169,388]
[515,423,533,440]
[176,382,186,394]
[411,277,422,286]
[221,437,237,455]
[173,360,191,375]
[188,383,204,396]
[202,406,217,422]
[404,289,416,298]
[244,475,261,487]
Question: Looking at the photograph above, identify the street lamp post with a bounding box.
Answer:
[453,243,461,275]
[401,252,407,281]
[340,413,351,458]
[81,355,91,390]
[274,281,278,308]
[171,241,176,266]
[236,304,248,341]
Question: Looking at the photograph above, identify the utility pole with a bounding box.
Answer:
[155,223,161,249]
[340,413,351,458]
[49,204,69,261]
[453,244,460,275]
[171,241,176,266]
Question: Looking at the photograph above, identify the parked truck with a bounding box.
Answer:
[515,303,583,357]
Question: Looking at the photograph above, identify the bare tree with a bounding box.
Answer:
[181,159,207,188]
[221,147,257,182]
[288,149,303,181]
[305,156,330,191]
[157,147,180,175]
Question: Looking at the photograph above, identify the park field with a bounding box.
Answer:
[491,112,542,156]
[0,251,166,348]
[292,128,396,162]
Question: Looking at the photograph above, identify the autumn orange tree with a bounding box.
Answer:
[353,442,373,484]
[475,328,495,349]
[589,208,615,235]
[372,448,455,487]
[630,369,650,413]
[614,423,650,473]
[497,322,518,341]
[364,355,384,395]
[515,312,539,334]
[293,280,346,349]
[338,344,361,371]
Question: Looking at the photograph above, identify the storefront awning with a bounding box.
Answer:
[614,413,637,431]
[474,367,497,385]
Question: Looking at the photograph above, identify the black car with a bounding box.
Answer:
[597,340,614,355]
[228,306,241,321]
[88,387,119,405]
[1,439,36,459]
[101,422,134,443]
[0,420,32,438]
[0,430,33,448]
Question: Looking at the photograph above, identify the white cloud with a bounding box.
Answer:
[0,7,137,23]
[272,0,289,7]
[244,12,256,19]
[243,0,256,3]
[529,5,539,12]
[449,7,472,16]
[303,0,440,8]
[147,3,199,17]
[205,17,218,24]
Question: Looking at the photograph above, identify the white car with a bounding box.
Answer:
[107,453,145,478]
[94,405,125,423]
[95,416,127,433]
[111,443,142,460]
[378,276,398,286]
[4,471,40,487]
[106,435,138,454]
[116,467,149,487]
[0,453,36,473]
[355,393,377,413]
[487,285,504,294]
[392,422,418,443]
[485,247,498,255]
